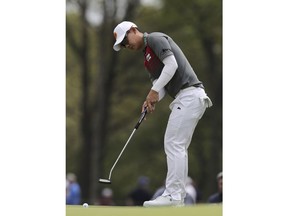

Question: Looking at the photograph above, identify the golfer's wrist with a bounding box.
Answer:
[151,86,159,93]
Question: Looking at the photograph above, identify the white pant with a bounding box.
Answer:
[161,87,212,201]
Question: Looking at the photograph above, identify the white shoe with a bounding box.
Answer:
[143,196,184,207]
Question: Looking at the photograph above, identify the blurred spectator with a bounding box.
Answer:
[192,179,203,203]
[185,176,197,204]
[66,173,81,205]
[151,176,197,205]
[98,188,115,206]
[151,182,165,200]
[126,176,152,206]
[207,172,222,203]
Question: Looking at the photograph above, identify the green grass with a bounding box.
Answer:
[66,204,222,216]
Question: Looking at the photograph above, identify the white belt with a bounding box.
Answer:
[175,86,197,98]
[175,87,213,108]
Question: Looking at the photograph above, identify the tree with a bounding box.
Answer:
[160,0,222,197]
[66,0,140,203]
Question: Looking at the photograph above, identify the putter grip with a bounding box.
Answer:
[134,108,147,129]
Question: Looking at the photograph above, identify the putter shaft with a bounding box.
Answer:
[99,108,147,184]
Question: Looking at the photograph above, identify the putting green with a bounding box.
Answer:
[66,204,222,216]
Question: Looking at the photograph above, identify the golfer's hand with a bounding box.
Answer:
[144,89,159,113]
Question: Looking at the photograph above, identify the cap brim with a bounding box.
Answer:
[113,44,121,51]
[113,34,126,51]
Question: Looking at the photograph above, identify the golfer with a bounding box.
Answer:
[113,21,212,207]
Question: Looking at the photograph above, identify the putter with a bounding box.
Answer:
[99,107,148,184]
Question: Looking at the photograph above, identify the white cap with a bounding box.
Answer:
[217,172,222,179]
[113,21,137,51]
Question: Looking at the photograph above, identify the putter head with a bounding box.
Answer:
[98,178,112,184]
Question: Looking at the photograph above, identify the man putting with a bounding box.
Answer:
[113,21,212,207]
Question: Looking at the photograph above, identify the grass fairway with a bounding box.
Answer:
[66,204,222,216]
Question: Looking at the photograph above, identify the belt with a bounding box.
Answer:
[181,82,204,89]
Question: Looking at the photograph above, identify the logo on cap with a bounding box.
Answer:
[113,32,117,40]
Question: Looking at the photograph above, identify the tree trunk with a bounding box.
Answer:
[88,0,141,203]
[66,0,91,202]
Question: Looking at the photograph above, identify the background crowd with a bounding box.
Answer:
[66,171,222,206]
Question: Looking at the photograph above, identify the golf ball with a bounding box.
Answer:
[83,203,89,208]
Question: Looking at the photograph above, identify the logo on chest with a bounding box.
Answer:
[146,53,152,62]
[144,46,163,78]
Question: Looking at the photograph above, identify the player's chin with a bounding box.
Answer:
[130,45,141,51]
[129,46,137,51]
